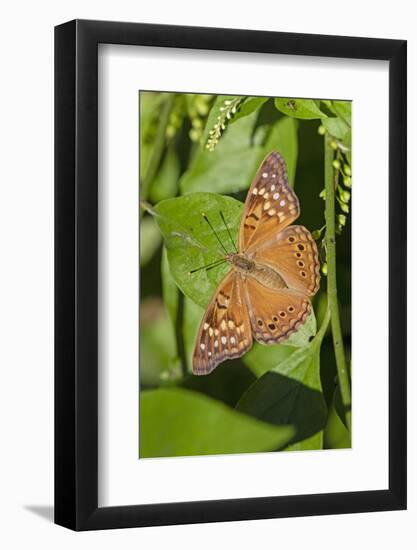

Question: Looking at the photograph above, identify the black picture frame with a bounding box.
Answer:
[55,19,407,531]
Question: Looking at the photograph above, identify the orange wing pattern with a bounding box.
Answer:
[239,151,300,252]
[242,277,312,345]
[192,271,253,375]
[254,225,320,296]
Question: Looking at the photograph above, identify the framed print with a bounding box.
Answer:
[55,19,407,530]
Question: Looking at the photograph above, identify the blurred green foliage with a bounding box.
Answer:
[139,93,351,458]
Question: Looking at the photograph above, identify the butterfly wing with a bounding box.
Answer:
[242,277,312,344]
[192,271,253,375]
[239,151,300,252]
[253,225,320,296]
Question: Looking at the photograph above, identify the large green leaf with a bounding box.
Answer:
[263,117,298,186]
[153,193,243,308]
[322,117,350,140]
[180,111,262,194]
[231,96,269,123]
[139,388,295,457]
[330,101,352,126]
[181,360,256,408]
[274,98,328,120]
[236,325,327,450]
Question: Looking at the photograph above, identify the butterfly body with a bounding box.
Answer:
[192,151,320,375]
[228,253,288,292]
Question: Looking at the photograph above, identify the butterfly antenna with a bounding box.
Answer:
[189,258,226,275]
[219,210,238,253]
[201,213,229,255]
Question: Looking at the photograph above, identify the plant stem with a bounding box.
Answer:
[313,306,331,349]
[140,94,175,204]
[324,135,352,431]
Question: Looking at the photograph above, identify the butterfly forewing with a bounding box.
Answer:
[239,151,300,252]
[193,271,253,375]
[242,278,312,344]
[254,225,320,296]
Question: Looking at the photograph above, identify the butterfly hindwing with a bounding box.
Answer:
[242,277,312,345]
[192,271,253,375]
[239,151,300,252]
[254,225,320,296]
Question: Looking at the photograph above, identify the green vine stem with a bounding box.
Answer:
[140,94,175,206]
[324,134,352,431]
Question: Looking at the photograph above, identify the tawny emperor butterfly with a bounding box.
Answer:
[192,151,320,375]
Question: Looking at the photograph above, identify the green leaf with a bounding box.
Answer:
[180,111,262,194]
[149,145,181,202]
[181,360,257,407]
[236,334,327,449]
[243,343,296,378]
[153,193,243,309]
[140,216,162,266]
[330,101,351,126]
[231,96,268,123]
[322,117,350,140]
[139,388,295,457]
[274,98,328,120]
[263,117,298,186]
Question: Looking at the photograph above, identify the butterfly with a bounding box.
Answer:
[192,151,320,375]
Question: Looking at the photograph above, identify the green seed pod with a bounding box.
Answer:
[318,125,326,135]
[189,128,201,142]
[338,214,346,226]
[332,159,341,170]
[339,201,350,214]
[319,189,326,200]
[339,189,351,203]
[312,230,321,241]
[166,125,176,139]
[330,140,338,150]
[170,112,181,126]
[343,175,352,188]
[192,117,203,129]
[344,164,352,176]
[322,263,328,276]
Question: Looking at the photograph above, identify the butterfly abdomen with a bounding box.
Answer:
[231,253,288,292]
